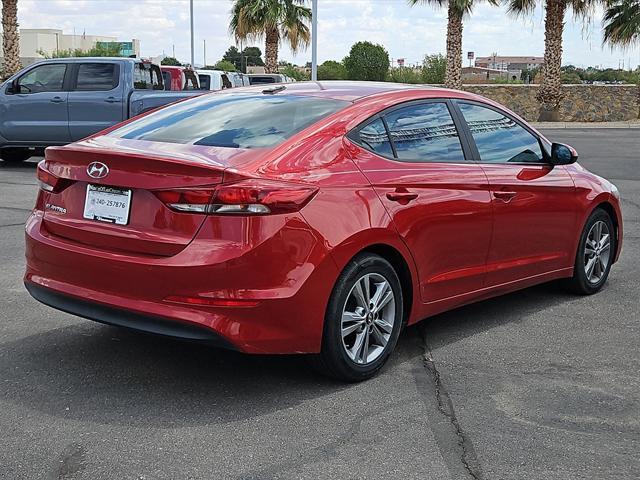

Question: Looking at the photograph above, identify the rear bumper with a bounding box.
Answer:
[24,210,338,354]
[25,282,236,349]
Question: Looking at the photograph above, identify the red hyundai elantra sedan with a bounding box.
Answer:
[25,81,623,381]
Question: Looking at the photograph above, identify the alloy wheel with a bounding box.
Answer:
[341,273,396,365]
[584,220,611,285]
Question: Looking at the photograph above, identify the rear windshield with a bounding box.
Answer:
[109,94,349,148]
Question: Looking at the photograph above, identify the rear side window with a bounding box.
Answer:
[198,74,210,90]
[357,118,393,157]
[108,94,349,148]
[385,103,464,162]
[458,103,544,163]
[75,63,118,91]
[352,102,466,162]
[249,76,276,85]
[134,63,162,90]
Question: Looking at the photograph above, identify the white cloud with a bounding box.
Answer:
[15,0,640,69]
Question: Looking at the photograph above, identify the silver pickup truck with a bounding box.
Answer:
[0,57,203,163]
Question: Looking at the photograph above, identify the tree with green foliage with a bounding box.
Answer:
[421,54,447,83]
[317,60,347,80]
[38,43,123,59]
[343,41,390,81]
[222,46,265,72]
[280,63,309,80]
[230,0,311,73]
[211,60,237,72]
[161,56,182,66]
[387,66,423,84]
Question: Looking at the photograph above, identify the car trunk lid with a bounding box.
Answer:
[40,137,261,256]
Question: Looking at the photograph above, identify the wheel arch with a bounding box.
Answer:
[593,199,622,263]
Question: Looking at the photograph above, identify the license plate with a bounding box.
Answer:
[83,184,132,225]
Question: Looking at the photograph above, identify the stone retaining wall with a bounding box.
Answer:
[460,84,639,122]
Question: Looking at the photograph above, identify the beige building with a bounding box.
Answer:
[475,55,544,71]
[1,29,140,68]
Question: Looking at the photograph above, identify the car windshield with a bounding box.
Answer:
[109,94,349,148]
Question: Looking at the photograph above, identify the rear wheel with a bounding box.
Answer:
[0,148,32,164]
[311,253,403,382]
[566,209,615,295]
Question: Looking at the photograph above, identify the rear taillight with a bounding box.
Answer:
[153,179,317,215]
[37,162,72,193]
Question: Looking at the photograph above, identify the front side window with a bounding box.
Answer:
[76,63,117,91]
[357,118,393,157]
[458,103,544,163]
[17,64,67,93]
[108,94,349,149]
[383,102,465,162]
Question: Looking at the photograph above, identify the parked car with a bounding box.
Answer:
[246,73,288,85]
[196,69,233,91]
[0,58,202,162]
[226,71,250,88]
[160,66,200,91]
[25,81,623,381]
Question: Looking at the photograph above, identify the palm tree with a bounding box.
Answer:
[507,0,596,121]
[230,0,311,74]
[409,0,498,90]
[2,0,21,79]
[603,0,640,118]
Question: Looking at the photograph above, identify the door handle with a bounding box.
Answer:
[105,97,121,103]
[50,96,65,103]
[493,191,517,202]
[386,191,418,203]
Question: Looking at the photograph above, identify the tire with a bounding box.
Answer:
[0,148,32,164]
[311,253,403,382]
[565,208,615,295]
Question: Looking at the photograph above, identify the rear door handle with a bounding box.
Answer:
[50,96,65,103]
[386,191,418,203]
[493,191,517,202]
[105,97,121,103]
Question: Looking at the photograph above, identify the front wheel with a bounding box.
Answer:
[565,208,615,295]
[311,253,403,382]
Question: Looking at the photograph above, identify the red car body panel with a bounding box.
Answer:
[24,82,623,354]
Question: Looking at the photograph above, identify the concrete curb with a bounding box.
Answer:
[531,121,640,129]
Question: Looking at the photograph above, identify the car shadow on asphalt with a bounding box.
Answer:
[0,282,578,428]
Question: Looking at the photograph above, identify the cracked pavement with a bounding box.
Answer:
[0,129,638,479]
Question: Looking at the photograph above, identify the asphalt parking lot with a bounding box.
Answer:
[0,129,638,480]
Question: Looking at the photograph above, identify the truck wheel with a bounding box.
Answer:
[0,148,32,164]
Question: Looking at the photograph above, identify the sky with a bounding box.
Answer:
[17,0,640,70]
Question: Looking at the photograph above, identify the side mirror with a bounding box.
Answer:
[6,79,18,94]
[551,143,578,165]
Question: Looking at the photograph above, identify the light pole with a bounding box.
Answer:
[190,0,195,66]
[311,0,318,81]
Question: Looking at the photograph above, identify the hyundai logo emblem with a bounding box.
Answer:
[87,162,109,179]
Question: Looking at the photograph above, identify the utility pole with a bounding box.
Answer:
[311,0,318,81]
[204,39,206,67]
[190,0,195,67]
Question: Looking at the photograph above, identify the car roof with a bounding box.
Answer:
[224,80,475,102]
[34,57,141,63]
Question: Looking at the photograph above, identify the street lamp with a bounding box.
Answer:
[311,0,318,81]
[190,0,195,66]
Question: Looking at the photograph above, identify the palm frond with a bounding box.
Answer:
[603,0,640,47]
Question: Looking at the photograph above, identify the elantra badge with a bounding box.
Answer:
[87,162,109,179]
